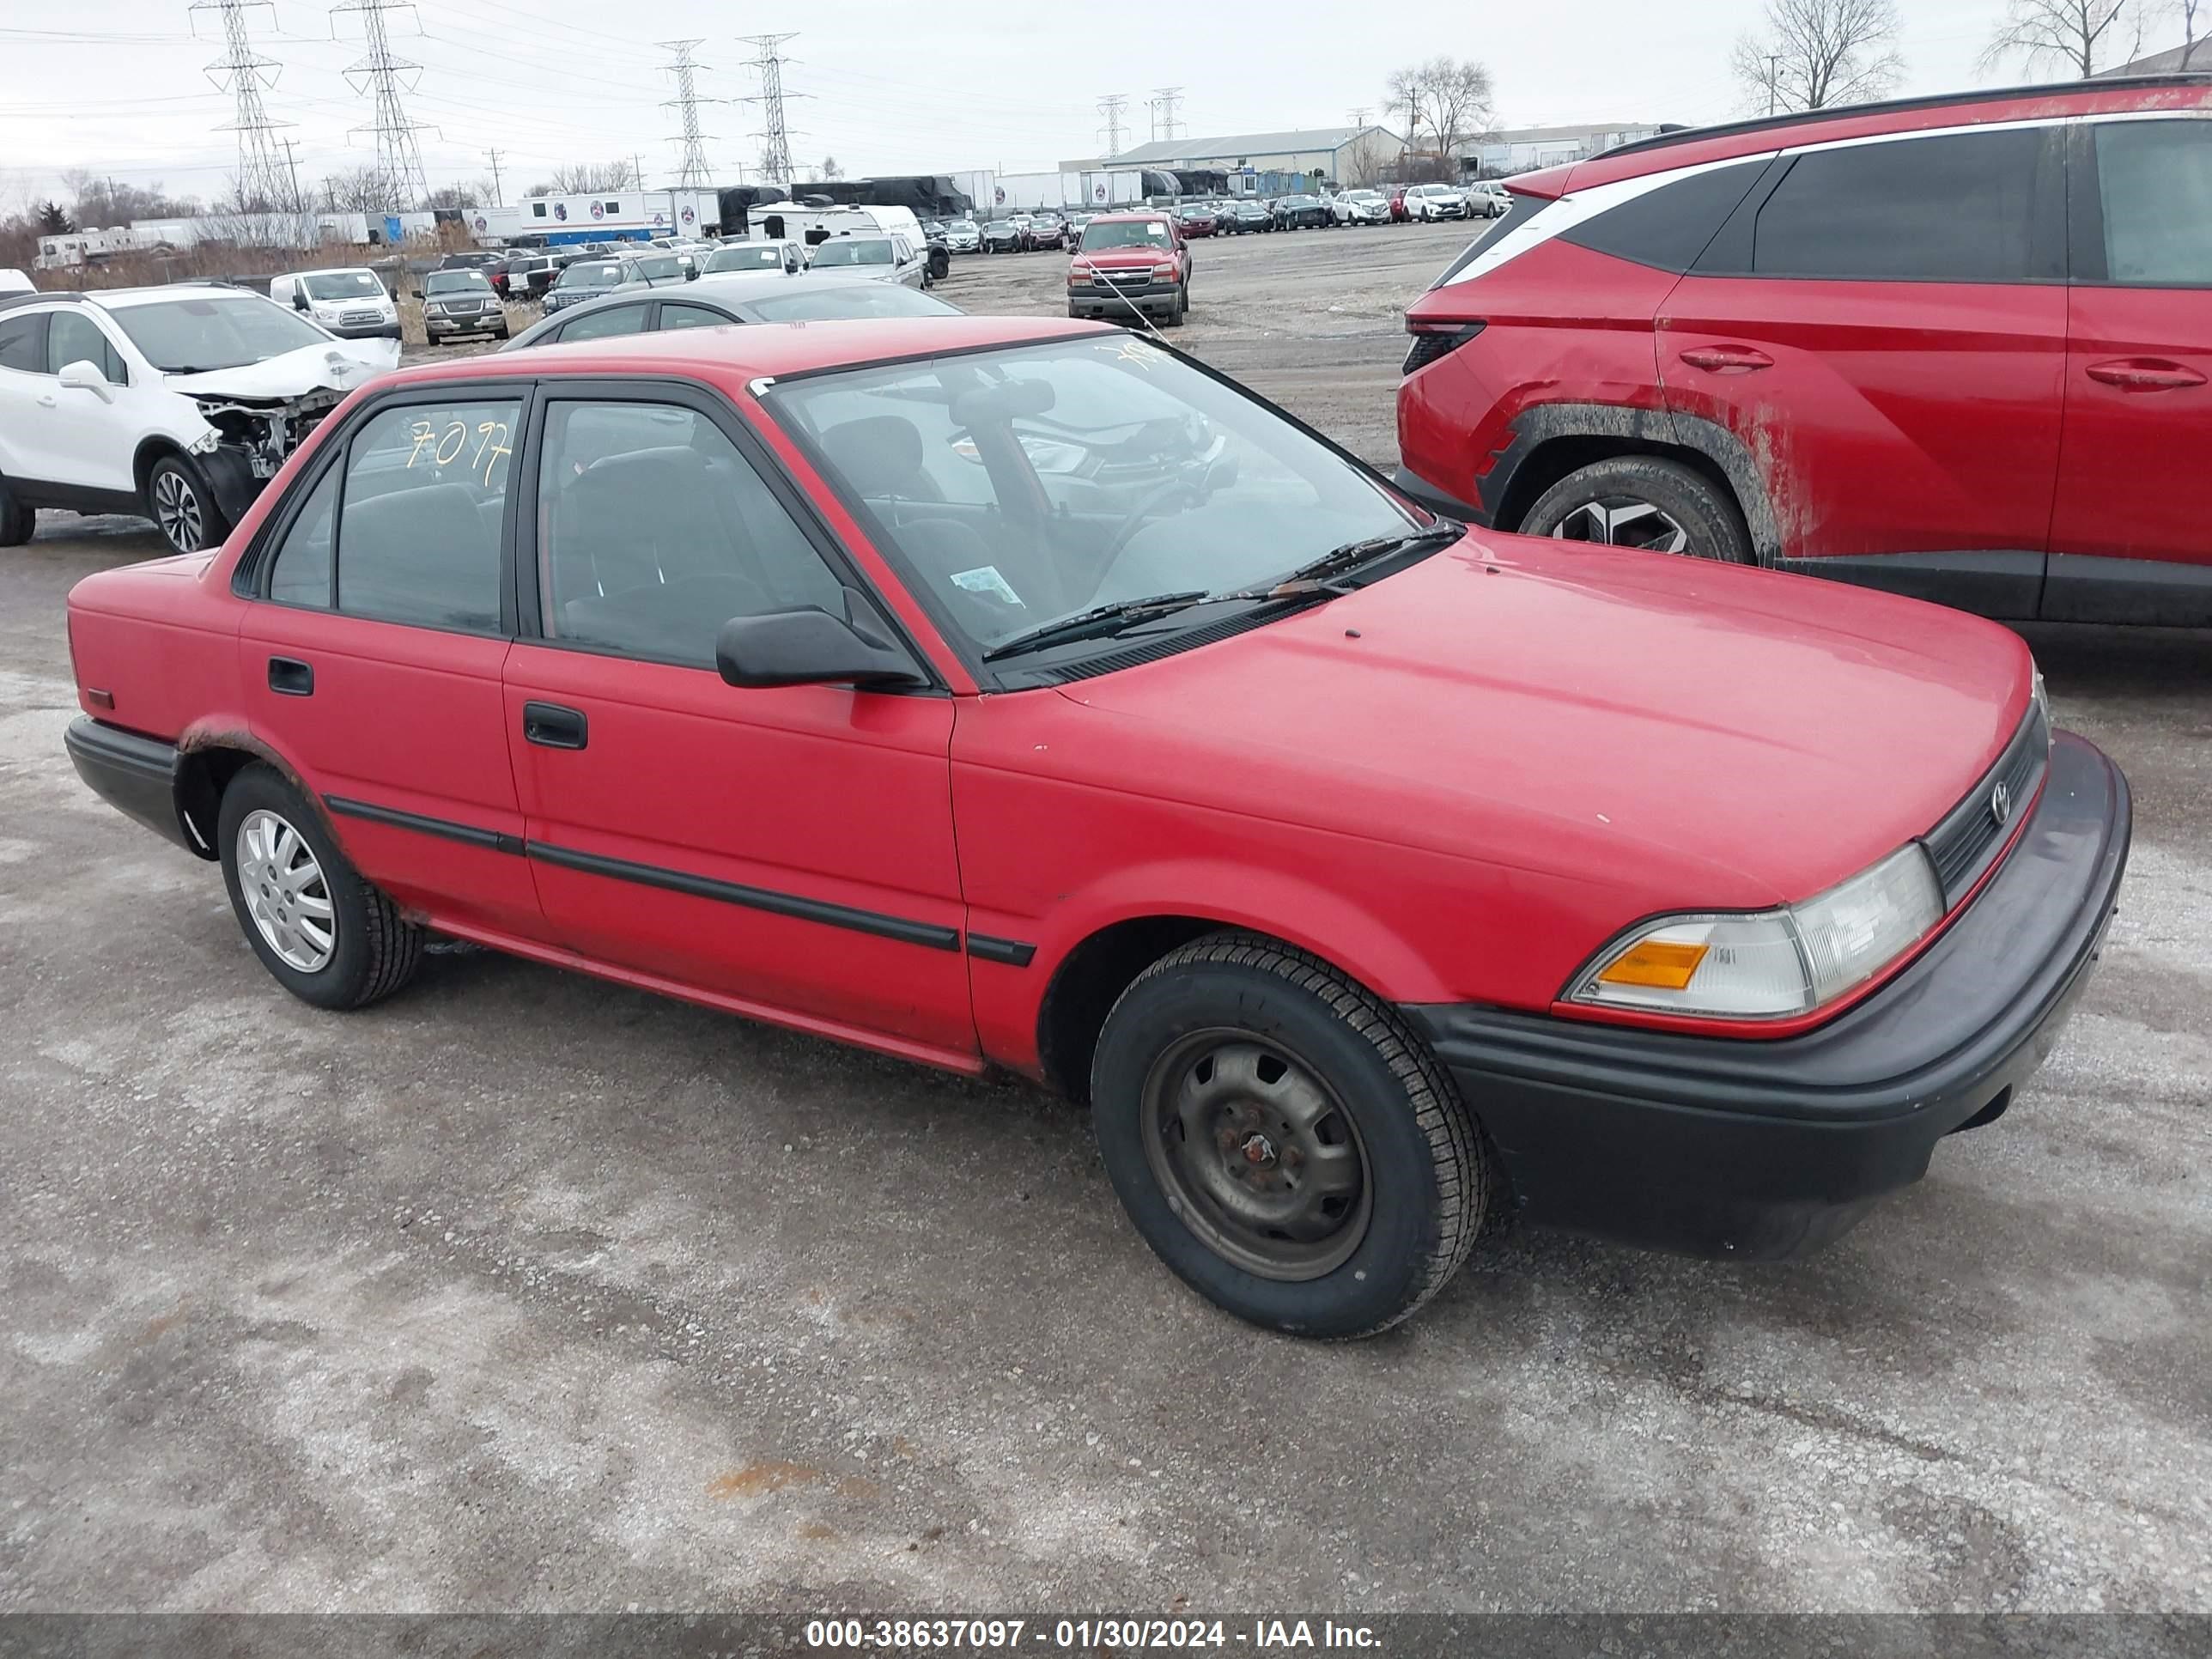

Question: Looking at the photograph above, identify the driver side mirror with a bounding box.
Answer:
[293,292,310,310]
[57,360,114,403]
[716,605,927,690]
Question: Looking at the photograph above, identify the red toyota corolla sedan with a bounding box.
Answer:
[64,318,2130,1337]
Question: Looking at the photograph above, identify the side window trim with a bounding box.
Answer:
[510,374,941,689]
[234,376,537,636]
[1694,120,2066,284]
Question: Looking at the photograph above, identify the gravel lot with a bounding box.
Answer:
[3,221,2209,1617]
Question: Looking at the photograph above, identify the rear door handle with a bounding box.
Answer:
[1679,345,1775,374]
[267,656,314,696]
[522,701,588,750]
[2085,357,2206,390]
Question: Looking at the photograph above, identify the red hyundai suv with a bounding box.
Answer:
[1396,76,2212,627]
[64,320,2127,1337]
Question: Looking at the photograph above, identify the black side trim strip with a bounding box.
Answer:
[325,795,524,854]
[966,933,1037,968]
[526,840,962,952]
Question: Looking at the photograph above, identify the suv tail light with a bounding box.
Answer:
[1403,320,1485,376]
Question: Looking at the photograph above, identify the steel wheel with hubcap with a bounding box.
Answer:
[1141,1030,1372,1281]
[234,808,337,973]
[1091,932,1487,1338]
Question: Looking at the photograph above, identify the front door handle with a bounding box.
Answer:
[267,656,314,696]
[2085,357,2206,391]
[1679,345,1775,374]
[522,701,588,750]
[36,393,58,408]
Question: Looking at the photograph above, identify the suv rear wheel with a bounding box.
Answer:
[145,453,231,555]
[1518,455,1752,563]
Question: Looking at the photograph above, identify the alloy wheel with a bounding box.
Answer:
[1548,497,1690,553]
[235,809,337,972]
[1141,1030,1372,1281]
[152,468,204,551]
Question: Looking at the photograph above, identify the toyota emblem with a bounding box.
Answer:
[1990,780,2012,827]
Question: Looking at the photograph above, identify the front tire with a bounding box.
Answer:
[218,764,424,1011]
[1091,933,1486,1338]
[1517,455,1753,562]
[145,453,230,555]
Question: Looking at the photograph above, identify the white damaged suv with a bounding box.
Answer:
[0,283,400,553]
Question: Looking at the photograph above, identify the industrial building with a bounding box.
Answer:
[1457,121,1673,175]
[1061,125,1410,188]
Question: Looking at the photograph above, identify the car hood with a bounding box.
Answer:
[164,338,398,397]
[1048,535,2033,908]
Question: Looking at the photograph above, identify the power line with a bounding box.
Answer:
[659,38,716,189]
[188,0,294,210]
[331,0,434,213]
[1097,92,1129,158]
[1147,87,1182,146]
[740,33,801,190]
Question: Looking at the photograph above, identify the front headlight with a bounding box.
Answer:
[1569,842,1946,1021]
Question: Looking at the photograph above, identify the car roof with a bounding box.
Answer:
[1559,72,2212,192]
[450,314,1105,382]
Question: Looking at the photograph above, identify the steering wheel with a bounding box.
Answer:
[1098,472,1205,566]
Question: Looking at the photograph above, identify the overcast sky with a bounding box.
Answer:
[0,0,2185,212]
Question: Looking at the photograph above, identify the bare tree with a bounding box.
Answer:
[2178,0,2206,66]
[1385,57,1496,164]
[819,155,845,181]
[1731,0,1905,113]
[526,160,642,196]
[1980,0,2145,74]
[422,181,496,210]
[59,169,198,228]
[319,167,389,215]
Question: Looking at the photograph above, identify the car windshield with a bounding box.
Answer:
[744,283,961,321]
[812,239,895,267]
[985,221,1015,233]
[766,336,1423,661]
[1081,220,1170,250]
[1285,195,1317,206]
[706,244,786,271]
[424,270,492,295]
[108,294,328,373]
[1344,191,1382,202]
[559,263,626,288]
[302,270,384,301]
[634,254,683,280]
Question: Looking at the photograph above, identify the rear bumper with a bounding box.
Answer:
[64,718,198,855]
[1403,732,2130,1261]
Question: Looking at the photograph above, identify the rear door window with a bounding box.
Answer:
[0,312,49,374]
[1746,126,2055,282]
[333,398,520,632]
[2091,118,2212,285]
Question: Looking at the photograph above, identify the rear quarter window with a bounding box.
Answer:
[1561,160,1771,273]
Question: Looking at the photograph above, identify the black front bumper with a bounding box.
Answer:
[65,718,199,855]
[1404,732,2130,1261]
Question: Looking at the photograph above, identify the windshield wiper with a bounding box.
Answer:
[981,590,1211,662]
[1273,522,1464,588]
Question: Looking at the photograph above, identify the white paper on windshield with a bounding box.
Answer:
[951,566,1024,606]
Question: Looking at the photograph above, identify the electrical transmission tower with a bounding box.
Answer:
[1097,93,1130,157]
[191,0,295,211]
[1347,106,1370,130]
[332,0,434,214]
[741,33,801,189]
[1149,87,1183,145]
[660,40,718,189]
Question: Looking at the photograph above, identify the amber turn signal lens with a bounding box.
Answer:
[1595,939,1710,990]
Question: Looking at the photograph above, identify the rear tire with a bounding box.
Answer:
[0,476,33,546]
[1517,455,1753,563]
[217,764,424,1011]
[1091,932,1486,1339]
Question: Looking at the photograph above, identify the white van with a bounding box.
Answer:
[266,267,400,340]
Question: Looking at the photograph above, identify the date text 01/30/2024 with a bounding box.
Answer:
[803,1618,1381,1650]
